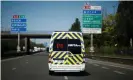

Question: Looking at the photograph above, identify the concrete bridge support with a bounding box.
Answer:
[25,37,30,54]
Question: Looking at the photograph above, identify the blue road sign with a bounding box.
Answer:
[83,10,101,14]
[11,27,26,32]
[11,23,27,27]
[11,19,26,22]
[11,16,27,32]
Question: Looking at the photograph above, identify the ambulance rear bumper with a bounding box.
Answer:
[48,63,85,72]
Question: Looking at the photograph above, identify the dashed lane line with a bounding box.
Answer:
[64,76,68,80]
[87,60,133,71]
[12,68,16,70]
[26,62,29,64]
[114,71,125,75]
[1,56,23,62]
[102,66,109,69]
[93,64,100,66]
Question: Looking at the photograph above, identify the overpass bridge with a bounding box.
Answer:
[1,29,89,54]
[1,30,53,54]
[1,30,52,38]
[1,30,89,39]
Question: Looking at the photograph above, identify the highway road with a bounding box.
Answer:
[1,52,133,80]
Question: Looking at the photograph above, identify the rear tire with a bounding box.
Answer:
[49,70,54,75]
[80,70,85,73]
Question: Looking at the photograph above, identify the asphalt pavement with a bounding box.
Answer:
[1,52,133,80]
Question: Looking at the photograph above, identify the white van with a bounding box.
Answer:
[48,31,86,75]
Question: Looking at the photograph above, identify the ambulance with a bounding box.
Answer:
[48,31,86,74]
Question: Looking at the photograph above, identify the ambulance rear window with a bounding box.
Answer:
[68,39,81,54]
[53,39,81,53]
[53,39,67,51]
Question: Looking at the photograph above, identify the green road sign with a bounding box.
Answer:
[83,24,101,28]
[83,15,102,21]
[82,5,102,34]
[82,14,102,28]
[83,20,102,24]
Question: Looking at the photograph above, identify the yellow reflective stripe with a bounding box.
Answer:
[53,62,56,64]
[68,52,78,64]
[57,32,65,39]
[73,55,80,63]
[81,54,83,57]
[64,54,68,59]
[67,34,72,39]
[51,52,56,57]
[62,34,67,39]
[75,33,83,41]
[54,52,61,58]
[70,32,77,39]
[77,55,83,62]
[64,60,67,64]
[69,57,76,64]
[51,32,60,40]
[66,60,71,65]
[82,49,85,52]
[65,59,69,64]
[59,52,66,58]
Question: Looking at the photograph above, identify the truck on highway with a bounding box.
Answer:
[48,31,86,75]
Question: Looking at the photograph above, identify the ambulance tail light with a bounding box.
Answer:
[48,54,53,63]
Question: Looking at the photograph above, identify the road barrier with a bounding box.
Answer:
[1,51,43,59]
[87,55,133,65]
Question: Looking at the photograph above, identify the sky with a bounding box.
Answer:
[1,1,118,46]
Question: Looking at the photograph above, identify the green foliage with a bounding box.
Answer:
[116,1,133,47]
[69,18,81,32]
[100,46,116,55]
[93,14,116,47]
[68,2,133,55]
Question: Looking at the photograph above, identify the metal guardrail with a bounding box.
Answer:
[1,51,42,59]
[87,55,133,65]
[88,55,133,60]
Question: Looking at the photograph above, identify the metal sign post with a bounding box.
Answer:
[11,15,27,52]
[130,38,132,47]
[90,34,94,53]
[17,31,21,52]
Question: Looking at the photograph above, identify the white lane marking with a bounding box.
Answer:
[93,64,99,66]
[1,52,42,62]
[114,71,125,75]
[26,62,28,64]
[64,76,68,80]
[12,68,16,70]
[87,59,133,71]
[102,67,109,69]
[109,65,133,71]
[1,56,23,62]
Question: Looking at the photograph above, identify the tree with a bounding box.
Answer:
[116,1,133,47]
[93,14,116,47]
[69,18,81,31]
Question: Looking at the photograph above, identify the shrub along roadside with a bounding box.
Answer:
[85,46,133,58]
